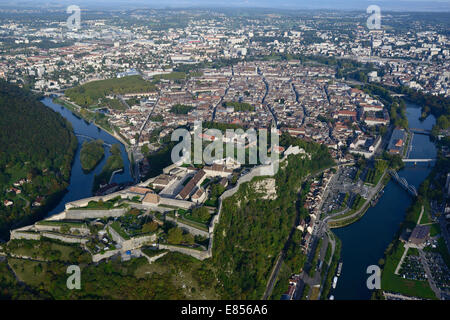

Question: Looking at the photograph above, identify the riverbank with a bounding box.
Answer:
[330,101,437,300]
[327,171,391,229]
[52,96,136,182]
[377,138,450,300]
[40,98,133,218]
[53,97,131,147]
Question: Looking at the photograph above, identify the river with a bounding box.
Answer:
[41,97,132,217]
[331,102,437,300]
[42,97,437,299]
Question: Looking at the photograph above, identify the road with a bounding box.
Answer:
[285,167,384,300]
[132,96,160,182]
[290,81,306,127]
[317,230,336,299]
[339,54,430,66]
[439,213,450,258]
[211,65,233,121]
[262,165,339,300]
[262,251,284,300]
[294,223,334,300]
[262,184,304,300]
[17,194,30,209]
[258,67,278,128]
[418,249,442,300]
[109,168,124,184]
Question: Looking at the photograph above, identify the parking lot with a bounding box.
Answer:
[399,253,427,281]
[424,252,450,293]
[321,167,370,216]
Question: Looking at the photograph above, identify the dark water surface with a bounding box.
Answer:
[332,102,437,300]
[41,97,132,217]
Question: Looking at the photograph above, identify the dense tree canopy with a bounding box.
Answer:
[0,81,76,178]
[212,134,334,299]
[65,76,157,107]
[169,104,194,115]
[92,143,124,192]
[0,81,77,238]
[80,140,105,172]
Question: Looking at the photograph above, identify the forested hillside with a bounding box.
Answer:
[212,134,335,299]
[0,133,333,299]
[0,81,77,239]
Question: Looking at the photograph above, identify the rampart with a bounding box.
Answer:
[158,244,210,261]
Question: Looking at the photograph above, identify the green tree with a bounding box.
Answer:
[60,224,70,234]
[141,144,150,156]
[167,227,183,245]
[142,221,158,233]
[192,207,210,222]
[183,233,195,245]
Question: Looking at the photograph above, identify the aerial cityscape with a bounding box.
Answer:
[0,0,449,307]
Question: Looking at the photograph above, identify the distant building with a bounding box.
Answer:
[364,116,389,126]
[191,187,206,204]
[203,164,233,178]
[152,174,174,189]
[349,135,381,158]
[127,186,153,196]
[368,71,380,82]
[3,200,13,207]
[117,68,140,78]
[177,169,206,200]
[408,225,430,246]
[360,103,383,113]
[445,173,450,198]
[142,193,160,205]
[388,128,407,155]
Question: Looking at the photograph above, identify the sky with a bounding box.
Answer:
[5,0,450,12]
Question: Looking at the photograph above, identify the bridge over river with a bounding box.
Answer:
[75,134,113,147]
[388,169,418,197]
[410,128,431,135]
[402,158,436,163]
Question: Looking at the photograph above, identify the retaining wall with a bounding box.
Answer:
[158,244,210,260]
[65,208,127,220]
[34,224,90,236]
[159,197,194,210]
[165,215,209,238]
[145,251,168,264]
[41,232,88,244]
[121,234,157,251]
[64,191,137,210]
[10,231,41,241]
[92,249,120,263]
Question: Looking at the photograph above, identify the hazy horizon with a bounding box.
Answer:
[2,0,450,12]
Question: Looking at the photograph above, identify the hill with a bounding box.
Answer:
[0,80,77,239]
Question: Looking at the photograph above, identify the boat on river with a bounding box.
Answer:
[371,190,384,207]
[332,276,338,289]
